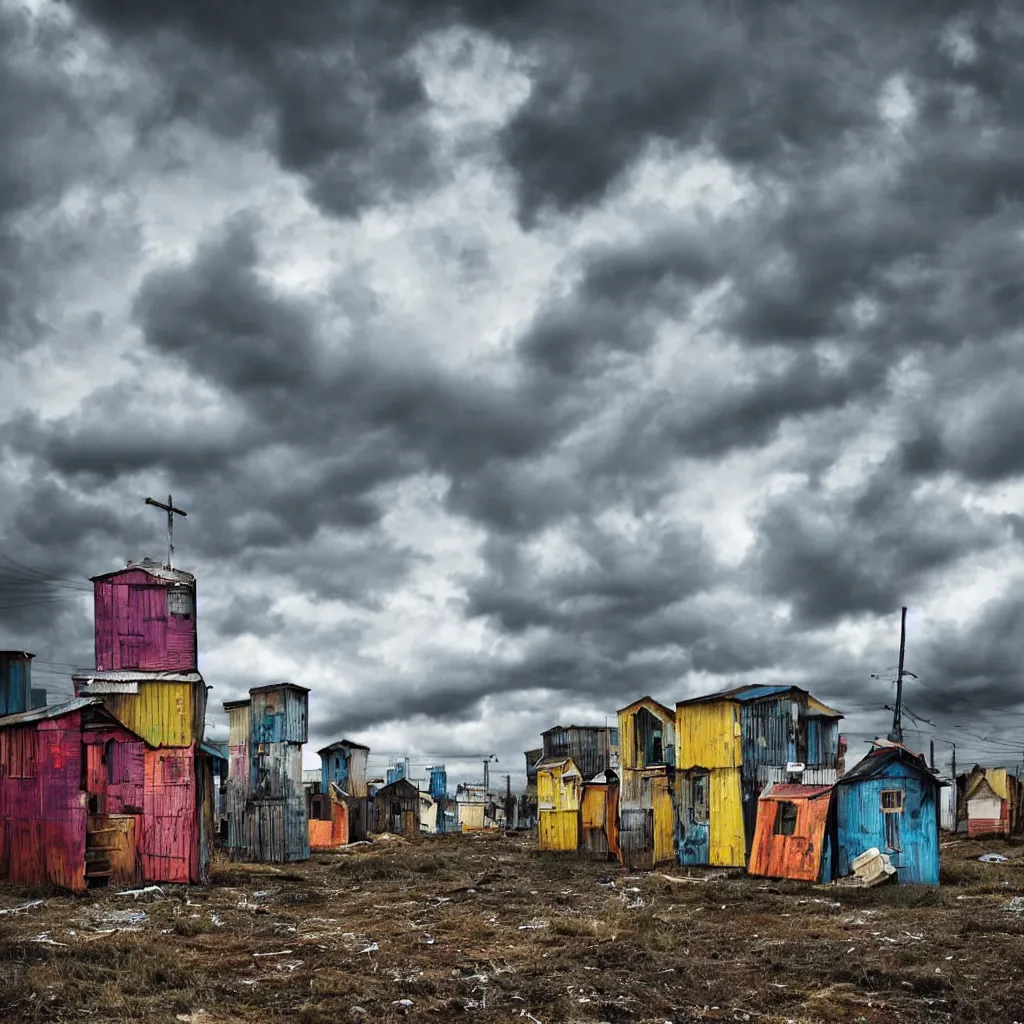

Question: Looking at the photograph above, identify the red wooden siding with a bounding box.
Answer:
[140,747,198,883]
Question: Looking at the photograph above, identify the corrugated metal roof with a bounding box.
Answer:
[0,696,102,727]
[199,742,228,761]
[675,683,843,717]
[0,651,34,659]
[318,738,370,754]
[761,783,833,800]
[73,669,204,684]
[91,559,195,584]
[249,682,311,695]
[839,745,938,785]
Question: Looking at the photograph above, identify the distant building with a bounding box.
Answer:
[372,777,420,837]
[310,739,371,847]
[958,766,1024,837]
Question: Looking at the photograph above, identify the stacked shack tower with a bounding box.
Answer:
[224,683,310,863]
[73,557,213,883]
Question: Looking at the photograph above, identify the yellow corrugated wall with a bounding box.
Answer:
[102,682,195,748]
[652,773,675,864]
[708,767,746,867]
[539,810,579,851]
[228,705,251,747]
[581,785,606,830]
[676,700,741,770]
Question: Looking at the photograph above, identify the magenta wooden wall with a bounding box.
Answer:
[0,713,148,890]
[94,569,197,672]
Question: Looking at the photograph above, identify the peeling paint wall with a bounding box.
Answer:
[748,787,833,883]
[0,707,149,891]
[93,566,197,673]
[537,758,583,852]
[224,685,310,863]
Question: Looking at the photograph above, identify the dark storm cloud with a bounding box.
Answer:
[0,6,108,353]
[748,459,1002,627]
[67,0,443,217]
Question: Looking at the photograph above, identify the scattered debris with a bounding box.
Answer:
[29,932,69,947]
[518,919,549,931]
[978,853,1009,863]
[1003,897,1024,913]
[0,899,45,916]
[115,886,166,901]
[253,950,293,958]
[359,942,380,954]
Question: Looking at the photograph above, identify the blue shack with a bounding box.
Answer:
[833,740,942,885]
[0,652,34,716]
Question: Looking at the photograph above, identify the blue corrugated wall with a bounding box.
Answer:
[835,763,939,885]
[322,746,350,792]
[0,653,32,716]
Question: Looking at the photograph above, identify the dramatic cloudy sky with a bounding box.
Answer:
[2,0,1023,786]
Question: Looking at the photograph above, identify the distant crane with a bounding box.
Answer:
[481,757,497,794]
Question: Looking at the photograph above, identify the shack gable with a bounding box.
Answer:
[617,697,675,771]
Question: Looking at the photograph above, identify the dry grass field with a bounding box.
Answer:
[0,831,1023,1023]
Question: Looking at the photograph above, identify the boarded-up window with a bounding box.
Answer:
[162,756,187,785]
[881,789,904,813]
[167,589,193,617]
[5,731,36,778]
[774,801,798,836]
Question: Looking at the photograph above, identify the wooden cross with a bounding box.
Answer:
[145,494,187,568]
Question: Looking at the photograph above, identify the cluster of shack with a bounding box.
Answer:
[0,555,1018,892]
[529,695,1024,886]
[0,558,507,892]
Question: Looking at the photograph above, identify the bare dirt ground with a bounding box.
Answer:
[0,831,1023,1023]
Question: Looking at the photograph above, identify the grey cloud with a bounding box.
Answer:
[68,0,443,218]
[748,461,1001,626]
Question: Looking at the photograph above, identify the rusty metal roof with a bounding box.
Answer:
[839,745,938,786]
[0,696,102,727]
[760,783,833,801]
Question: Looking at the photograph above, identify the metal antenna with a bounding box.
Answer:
[145,494,188,568]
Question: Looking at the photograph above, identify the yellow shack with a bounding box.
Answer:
[617,696,676,869]
[536,756,583,852]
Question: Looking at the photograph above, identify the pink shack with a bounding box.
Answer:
[0,697,150,891]
[73,556,214,883]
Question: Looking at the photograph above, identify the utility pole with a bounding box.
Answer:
[930,739,935,771]
[888,606,908,744]
[145,494,187,568]
[951,742,957,831]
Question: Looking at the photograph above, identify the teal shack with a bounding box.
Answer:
[833,741,942,886]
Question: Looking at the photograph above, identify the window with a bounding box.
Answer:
[104,739,117,784]
[6,731,36,779]
[774,801,798,836]
[881,789,904,813]
[167,588,193,617]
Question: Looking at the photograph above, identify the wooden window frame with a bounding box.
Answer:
[881,789,904,814]
[774,800,799,836]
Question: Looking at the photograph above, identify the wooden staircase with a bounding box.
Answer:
[85,819,116,888]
